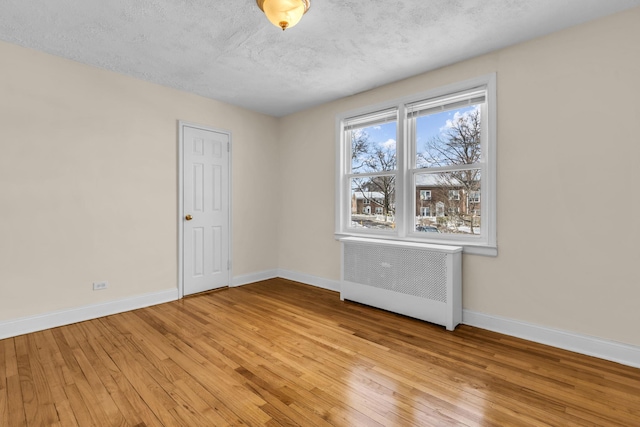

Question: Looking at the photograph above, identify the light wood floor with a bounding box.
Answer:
[1,279,638,426]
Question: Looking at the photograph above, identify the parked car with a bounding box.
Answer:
[416,225,439,232]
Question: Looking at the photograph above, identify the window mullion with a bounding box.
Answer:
[391,103,402,237]
[401,108,415,238]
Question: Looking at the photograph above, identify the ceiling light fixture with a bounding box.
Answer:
[256,0,310,31]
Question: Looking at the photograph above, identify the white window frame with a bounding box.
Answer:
[335,74,497,256]
[448,190,460,201]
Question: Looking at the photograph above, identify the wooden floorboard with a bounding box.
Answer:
[1,278,638,426]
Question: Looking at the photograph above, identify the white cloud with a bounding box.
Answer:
[441,105,481,133]
[373,125,382,130]
[379,139,396,149]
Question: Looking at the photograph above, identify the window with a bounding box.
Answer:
[336,74,496,255]
[342,108,397,230]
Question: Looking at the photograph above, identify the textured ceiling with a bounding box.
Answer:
[1,0,640,117]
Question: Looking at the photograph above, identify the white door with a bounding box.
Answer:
[182,124,230,296]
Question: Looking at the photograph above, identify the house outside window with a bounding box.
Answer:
[336,74,497,255]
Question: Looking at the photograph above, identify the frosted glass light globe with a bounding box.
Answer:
[259,0,310,31]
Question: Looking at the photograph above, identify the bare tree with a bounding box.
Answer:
[351,130,396,216]
[351,131,371,172]
[418,108,481,233]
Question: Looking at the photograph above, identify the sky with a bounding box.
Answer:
[352,106,478,178]
[363,105,477,154]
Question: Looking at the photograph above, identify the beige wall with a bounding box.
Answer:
[0,41,279,321]
[278,7,640,347]
[2,7,639,348]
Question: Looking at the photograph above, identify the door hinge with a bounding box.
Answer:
[227,260,231,270]
[227,142,230,152]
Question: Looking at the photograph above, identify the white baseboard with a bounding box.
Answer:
[277,269,341,292]
[0,288,179,340]
[262,270,640,369]
[463,310,640,369]
[231,269,278,287]
[16,272,632,369]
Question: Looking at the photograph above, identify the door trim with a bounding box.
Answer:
[177,120,232,299]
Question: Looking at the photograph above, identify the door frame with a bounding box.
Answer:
[177,120,232,299]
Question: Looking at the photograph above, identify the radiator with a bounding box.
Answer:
[340,237,462,330]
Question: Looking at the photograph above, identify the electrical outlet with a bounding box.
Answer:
[93,281,108,291]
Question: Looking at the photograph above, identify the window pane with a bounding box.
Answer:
[351,121,397,174]
[414,170,481,235]
[419,190,431,201]
[415,104,482,168]
[350,176,396,230]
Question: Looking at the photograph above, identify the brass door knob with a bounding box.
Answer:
[185,214,193,221]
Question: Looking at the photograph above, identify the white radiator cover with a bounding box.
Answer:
[340,237,462,331]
